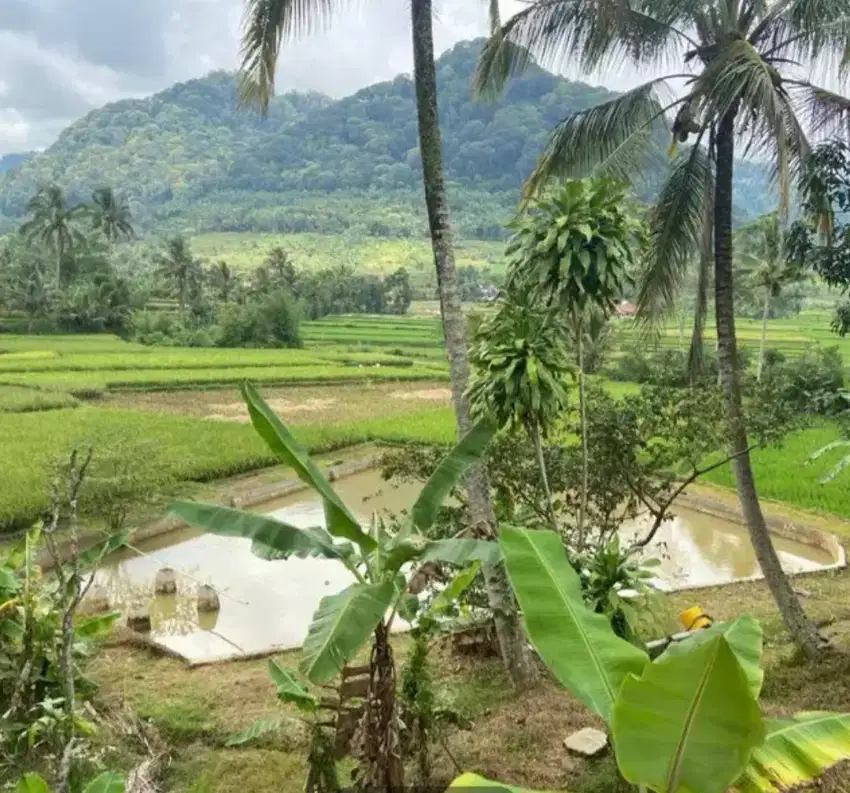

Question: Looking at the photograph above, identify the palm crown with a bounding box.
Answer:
[478,0,850,313]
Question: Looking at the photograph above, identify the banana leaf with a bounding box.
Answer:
[268,659,317,712]
[612,635,765,793]
[421,538,501,566]
[734,711,850,793]
[242,382,375,550]
[226,717,289,747]
[499,526,648,722]
[659,614,763,698]
[169,501,352,560]
[448,772,549,792]
[16,775,49,793]
[300,581,396,684]
[82,773,124,793]
[411,418,497,531]
[429,562,481,616]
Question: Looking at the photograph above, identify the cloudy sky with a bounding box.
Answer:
[0,0,561,155]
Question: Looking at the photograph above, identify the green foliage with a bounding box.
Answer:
[505,179,641,316]
[0,42,775,237]
[16,772,124,793]
[490,525,850,793]
[762,345,847,416]
[468,296,572,433]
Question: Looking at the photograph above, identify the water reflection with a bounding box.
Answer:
[96,470,834,663]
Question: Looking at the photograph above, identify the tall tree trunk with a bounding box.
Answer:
[410,0,536,689]
[757,288,770,382]
[714,111,822,659]
[528,419,557,531]
[576,311,588,549]
[56,236,64,285]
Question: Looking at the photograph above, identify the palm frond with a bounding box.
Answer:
[240,0,348,110]
[759,5,850,78]
[638,142,713,321]
[689,133,715,379]
[791,81,850,136]
[475,0,688,98]
[520,78,679,196]
[486,0,500,35]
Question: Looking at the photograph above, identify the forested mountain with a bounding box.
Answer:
[0,39,774,238]
[0,153,33,176]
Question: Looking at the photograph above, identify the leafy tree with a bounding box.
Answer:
[468,295,572,528]
[264,246,298,292]
[171,384,502,790]
[504,178,640,547]
[240,0,535,687]
[156,236,202,314]
[383,267,413,314]
[478,0,842,659]
[737,213,806,381]
[89,186,134,242]
[18,185,86,284]
[209,259,241,303]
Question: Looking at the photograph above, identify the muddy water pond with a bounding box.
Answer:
[97,469,834,664]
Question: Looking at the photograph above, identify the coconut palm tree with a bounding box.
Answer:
[234,0,536,689]
[209,260,240,303]
[89,187,134,243]
[19,185,86,284]
[477,0,846,658]
[156,236,201,315]
[738,212,805,380]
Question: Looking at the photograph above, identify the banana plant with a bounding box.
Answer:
[169,383,501,790]
[17,771,123,793]
[450,526,850,793]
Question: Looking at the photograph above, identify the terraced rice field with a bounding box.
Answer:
[2,308,850,534]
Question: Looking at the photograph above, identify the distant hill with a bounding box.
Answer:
[0,40,775,238]
[0,153,34,176]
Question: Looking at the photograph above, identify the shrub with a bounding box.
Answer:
[217,289,302,348]
[764,344,847,415]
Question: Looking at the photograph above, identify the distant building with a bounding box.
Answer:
[616,300,638,319]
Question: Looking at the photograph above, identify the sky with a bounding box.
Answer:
[0,0,551,156]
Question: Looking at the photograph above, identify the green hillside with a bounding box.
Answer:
[0,39,776,238]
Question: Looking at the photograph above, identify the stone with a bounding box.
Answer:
[154,567,178,595]
[794,587,813,598]
[127,609,152,633]
[197,584,221,613]
[564,727,608,758]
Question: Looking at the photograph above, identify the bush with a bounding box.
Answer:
[764,345,847,415]
[217,289,302,348]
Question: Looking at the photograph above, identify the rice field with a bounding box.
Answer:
[1,307,850,533]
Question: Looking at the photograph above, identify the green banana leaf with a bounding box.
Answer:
[660,614,764,698]
[300,581,396,684]
[429,562,481,616]
[448,772,549,792]
[411,418,497,531]
[169,501,352,561]
[612,635,765,793]
[241,382,375,550]
[268,659,317,711]
[82,773,124,793]
[734,712,850,793]
[16,775,49,793]
[500,526,648,721]
[226,717,289,747]
[421,538,501,566]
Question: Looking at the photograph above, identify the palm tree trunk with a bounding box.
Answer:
[576,311,588,549]
[528,419,557,531]
[757,288,770,382]
[410,0,536,689]
[714,110,822,659]
[56,237,64,285]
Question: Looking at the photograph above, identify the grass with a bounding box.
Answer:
[0,405,456,532]
[0,384,79,413]
[86,566,850,793]
[0,364,447,395]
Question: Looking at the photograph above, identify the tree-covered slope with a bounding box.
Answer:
[0,39,774,237]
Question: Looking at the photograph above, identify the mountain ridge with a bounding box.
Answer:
[0,39,775,238]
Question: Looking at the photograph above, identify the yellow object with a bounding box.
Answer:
[679,606,713,631]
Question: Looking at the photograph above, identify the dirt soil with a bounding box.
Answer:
[103,381,451,425]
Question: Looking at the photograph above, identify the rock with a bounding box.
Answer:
[154,567,178,595]
[564,727,608,758]
[197,584,220,613]
[127,609,152,633]
[229,495,243,509]
[80,585,110,615]
[794,587,813,598]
